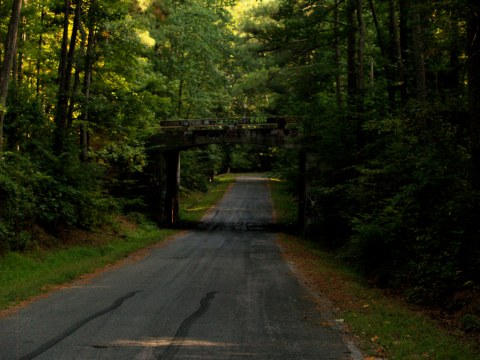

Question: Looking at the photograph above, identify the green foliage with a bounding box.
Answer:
[268,178,297,228]
[277,235,480,360]
[0,225,175,310]
[0,153,45,251]
[0,0,243,252]
[0,0,476,323]
[0,152,117,251]
[236,0,480,315]
[179,144,277,193]
[152,0,235,118]
[228,144,277,173]
[36,156,118,229]
[461,314,480,333]
[179,173,235,222]
[181,146,220,192]
[0,169,234,311]
[340,104,479,304]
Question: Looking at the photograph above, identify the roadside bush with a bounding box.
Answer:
[0,153,40,251]
[181,146,221,192]
[342,106,479,305]
[295,96,480,308]
[0,152,117,250]
[36,154,118,229]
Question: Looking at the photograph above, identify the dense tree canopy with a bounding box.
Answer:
[0,0,479,323]
[237,0,479,312]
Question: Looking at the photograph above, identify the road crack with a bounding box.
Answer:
[18,290,142,360]
[158,291,218,360]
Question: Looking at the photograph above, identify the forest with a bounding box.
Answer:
[0,0,479,331]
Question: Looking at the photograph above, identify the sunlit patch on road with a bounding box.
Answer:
[104,338,237,348]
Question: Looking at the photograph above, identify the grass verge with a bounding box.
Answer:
[269,179,480,360]
[179,173,237,222]
[0,175,236,313]
[268,177,297,227]
[0,222,176,312]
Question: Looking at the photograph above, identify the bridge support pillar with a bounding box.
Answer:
[164,150,180,227]
[144,148,180,227]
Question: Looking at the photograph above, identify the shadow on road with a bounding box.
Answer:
[173,219,299,235]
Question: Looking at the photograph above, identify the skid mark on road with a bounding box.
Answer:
[158,291,218,360]
[18,291,142,360]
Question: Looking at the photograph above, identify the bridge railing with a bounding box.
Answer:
[159,116,300,129]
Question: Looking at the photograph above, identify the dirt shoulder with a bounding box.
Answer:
[276,233,480,360]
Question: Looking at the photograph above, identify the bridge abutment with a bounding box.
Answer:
[146,117,301,228]
[164,150,180,226]
[145,149,180,227]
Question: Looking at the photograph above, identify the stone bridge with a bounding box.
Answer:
[145,117,302,226]
[150,116,300,150]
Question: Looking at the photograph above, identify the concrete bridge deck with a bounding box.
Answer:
[152,117,301,151]
[146,116,302,226]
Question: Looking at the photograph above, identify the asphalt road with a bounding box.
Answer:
[0,176,356,360]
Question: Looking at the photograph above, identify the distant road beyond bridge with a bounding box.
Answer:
[146,116,302,226]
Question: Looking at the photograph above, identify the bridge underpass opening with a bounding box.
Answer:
[145,117,305,228]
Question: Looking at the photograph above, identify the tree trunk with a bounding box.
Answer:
[0,0,23,154]
[54,0,82,154]
[346,0,357,108]
[17,4,26,86]
[388,0,405,105]
[36,6,45,97]
[446,9,460,91]
[54,0,72,153]
[334,0,343,107]
[411,6,426,102]
[80,0,97,162]
[356,0,365,100]
[178,78,184,117]
[398,0,410,102]
[367,0,384,53]
[68,19,87,130]
[468,1,480,189]
[67,65,81,129]
[368,0,397,107]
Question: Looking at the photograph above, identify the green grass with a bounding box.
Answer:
[269,179,480,360]
[268,178,297,226]
[345,303,479,359]
[178,173,237,222]
[0,175,236,312]
[0,224,176,310]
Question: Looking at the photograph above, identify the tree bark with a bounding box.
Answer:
[468,1,480,189]
[17,3,27,86]
[388,0,405,104]
[334,0,343,107]
[367,0,384,53]
[80,0,97,162]
[368,0,397,107]
[356,0,365,100]
[446,9,460,91]
[398,0,410,102]
[36,5,45,98]
[54,0,72,153]
[0,0,23,154]
[411,6,426,102]
[54,0,82,154]
[68,20,87,130]
[346,0,357,108]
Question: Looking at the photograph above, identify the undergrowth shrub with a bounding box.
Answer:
[341,105,479,305]
[0,152,117,251]
[0,153,40,251]
[301,98,480,308]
